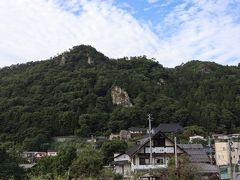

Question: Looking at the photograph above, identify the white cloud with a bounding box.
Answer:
[0,0,240,68]
[154,0,240,66]
[0,0,160,67]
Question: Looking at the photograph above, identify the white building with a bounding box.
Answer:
[113,129,185,179]
[189,135,206,143]
[213,134,240,166]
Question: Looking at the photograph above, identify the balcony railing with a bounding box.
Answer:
[145,147,174,153]
[131,164,167,171]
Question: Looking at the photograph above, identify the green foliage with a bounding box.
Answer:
[0,45,240,148]
[166,155,196,180]
[0,147,24,180]
[179,125,207,143]
[33,156,56,178]
[70,146,103,178]
[101,140,128,164]
[32,145,77,177]
[54,145,77,175]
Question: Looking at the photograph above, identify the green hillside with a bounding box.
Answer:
[0,45,240,150]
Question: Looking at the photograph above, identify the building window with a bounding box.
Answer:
[156,158,164,165]
[140,158,150,165]
[223,147,225,151]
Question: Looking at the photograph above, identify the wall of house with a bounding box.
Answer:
[165,138,173,146]
[231,142,240,164]
[115,165,123,175]
[114,164,131,177]
[134,154,169,166]
[215,142,240,166]
[215,142,229,166]
[133,156,140,165]
[123,164,131,177]
[114,154,130,162]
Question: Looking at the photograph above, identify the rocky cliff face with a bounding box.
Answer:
[111,86,132,107]
[59,55,66,65]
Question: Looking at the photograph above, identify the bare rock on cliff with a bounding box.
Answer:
[111,86,132,107]
[59,55,67,65]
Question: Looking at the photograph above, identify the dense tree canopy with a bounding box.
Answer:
[70,146,103,178]
[0,147,24,179]
[101,140,128,164]
[0,45,240,149]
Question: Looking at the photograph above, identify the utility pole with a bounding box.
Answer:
[148,114,153,165]
[208,136,213,164]
[174,136,178,169]
[227,139,233,180]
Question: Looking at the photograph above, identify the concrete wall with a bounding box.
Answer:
[215,141,240,165]
[215,142,229,166]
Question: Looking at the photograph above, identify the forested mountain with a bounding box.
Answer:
[0,45,239,149]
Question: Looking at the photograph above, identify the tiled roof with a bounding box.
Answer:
[154,123,183,133]
[178,144,210,163]
[178,144,203,149]
[192,163,219,173]
[126,145,140,156]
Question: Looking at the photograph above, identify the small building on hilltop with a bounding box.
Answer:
[128,127,147,137]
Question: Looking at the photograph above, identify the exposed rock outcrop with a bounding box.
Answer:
[111,86,132,107]
[59,55,66,65]
[87,55,93,64]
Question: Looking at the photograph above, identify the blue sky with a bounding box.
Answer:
[0,0,240,67]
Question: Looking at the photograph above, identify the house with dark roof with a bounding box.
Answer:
[113,125,219,179]
[153,123,183,134]
[178,144,210,163]
[113,128,185,178]
[178,144,220,179]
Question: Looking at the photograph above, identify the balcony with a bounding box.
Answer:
[145,147,174,153]
[131,164,167,171]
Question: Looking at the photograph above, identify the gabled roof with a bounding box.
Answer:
[126,145,140,156]
[178,144,210,163]
[178,144,203,149]
[192,163,219,174]
[154,123,183,133]
[114,124,185,160]
[127,130,186,157]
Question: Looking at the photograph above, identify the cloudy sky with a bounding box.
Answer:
[0,0,240,67]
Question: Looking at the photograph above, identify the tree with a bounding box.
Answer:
[0,147,24,180]
[163,155,196,180]
[55,145,77,175]
[180,125,207,143]
[101,140,128,164]
[70,146,103,178]
[32,156,56,178]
